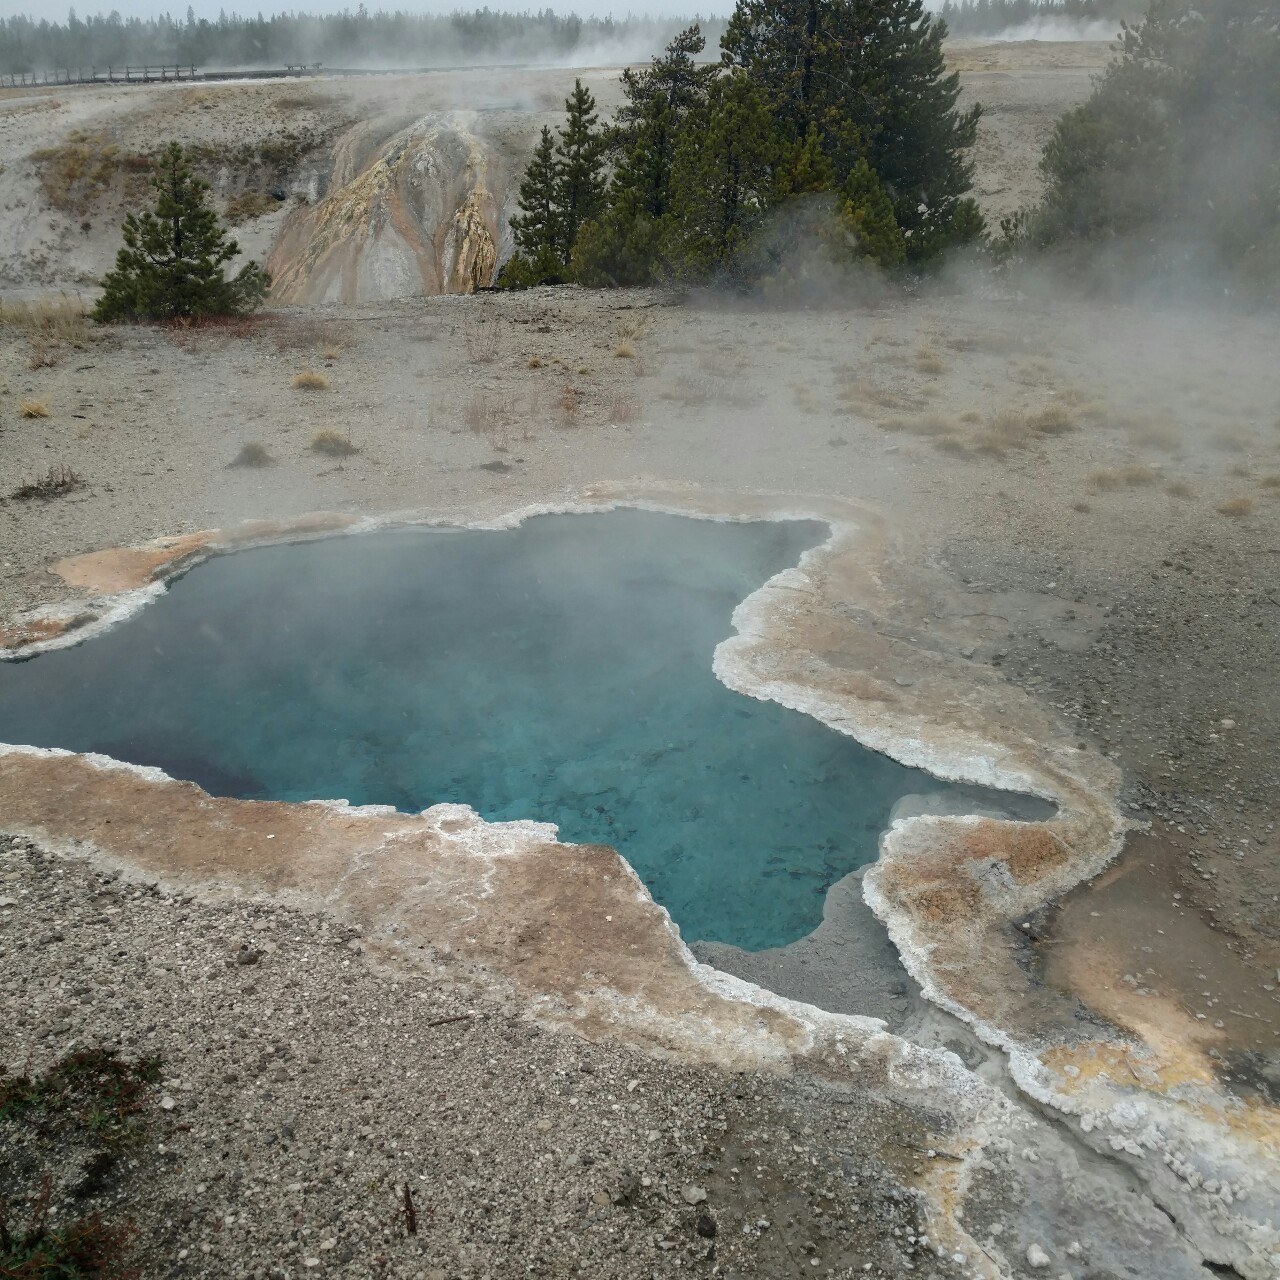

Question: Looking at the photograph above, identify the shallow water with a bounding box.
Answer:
[0,511,1039,949]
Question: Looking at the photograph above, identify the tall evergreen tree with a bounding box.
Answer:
[667,74,785,279]
[1019,0,1280,292]
[554,79,608,262]
[507,125,564,276]
[93,143,269,322]
[721,0,983,259]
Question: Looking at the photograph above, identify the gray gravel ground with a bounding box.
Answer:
[1,833,967,1280]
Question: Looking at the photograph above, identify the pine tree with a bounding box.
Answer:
[505,125,565,283]
[667,74,786,280]
[721,0,984,260]
[93,143,269,322]
[554,79,607,263]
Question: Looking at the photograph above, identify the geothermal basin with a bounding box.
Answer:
[0,509,1041,952]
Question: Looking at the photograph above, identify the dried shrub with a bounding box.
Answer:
[10,464,84,500]
[1028,405,1074,435]
[878,412,953,437]
[1,295,89,344]
[18,399,49,419]
[30,131,123,214]
[613,342,635,359]
[526,356,544,369]
[228,441,273,468]
[931,435,970,455]
[1089,466,1159,490]
[309,429,358,457]
[292,370,328,391]
[608,395,638,424]
[1217,496,1253,517]
[557,385,584,426]
[839,378,918,413]
[616,315,649,343]
[224,190,278,224]
[914,347,945,376]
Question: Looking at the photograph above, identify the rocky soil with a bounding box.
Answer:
[2,833,967,1280]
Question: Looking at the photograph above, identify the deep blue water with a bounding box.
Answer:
[0,512,1030,949]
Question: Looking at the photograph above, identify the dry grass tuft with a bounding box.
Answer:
[309,429,358,457]
[1217,496,1254,517]
[1,295,89,339]
[18,399,50,419]
[914,347,945,376]
[878,413,953,438]
[1028,405,1074,435]
[616,315,649,344]
[1088,465,1159,491]
[292,370,329,391]
[462,393,515,445]
[608,395,638,425]
[557,385,584,426]
[931,435,970,456]
[840,378,918,413]
[322,346,342,362]
[10,462,83,500]
[229,441,274,468]
[1165,480,1196,498]
[613,342,636,359]
[224,190,278,224]
[526,356,544,369]
[30,131,127,214]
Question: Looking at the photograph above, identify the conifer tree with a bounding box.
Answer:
[554,79,608,262]
[94,143,269,322]
[721,0,983,259]
[505,125,565,283]
[667,74,785,279]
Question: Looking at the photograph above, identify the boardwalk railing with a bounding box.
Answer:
[1,65,198,87]
[1,63,326,89]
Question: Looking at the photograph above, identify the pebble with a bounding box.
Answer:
[682,1185,708,1205]
[1026,1243,1051,1268]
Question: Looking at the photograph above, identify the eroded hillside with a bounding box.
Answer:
[0,43,1111,302]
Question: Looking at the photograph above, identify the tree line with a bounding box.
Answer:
[500,3,983,289]
[936,0,1134,37]
[0,8,726,75]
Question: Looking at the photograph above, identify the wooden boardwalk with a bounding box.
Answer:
[0,63,325,89]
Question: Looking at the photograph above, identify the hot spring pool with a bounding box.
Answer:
[0,511,1038,949]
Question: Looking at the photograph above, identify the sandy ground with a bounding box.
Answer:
[2,39,1279,1280]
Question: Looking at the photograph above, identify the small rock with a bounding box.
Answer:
[1026,1244,1051,1268]
[682,1185,707,1205]
[894,676,915,687]
[696,1214,717,1239]
[234,946,261,966]
[159,1095,177,1111]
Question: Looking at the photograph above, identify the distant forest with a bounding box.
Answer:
[937,0,1132,36]
[0,10,728,74]
[0,1,1133,76]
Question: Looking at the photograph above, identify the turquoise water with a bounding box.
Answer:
[0,511,1032,949]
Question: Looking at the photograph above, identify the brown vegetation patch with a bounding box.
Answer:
[10,463,83,501]
[17,399,49,419]
[292,370,329,391]
[1217,496,1254,517]
[30,130,128,214]
[309,429,358,457]
[224,190,279,224]
[1088,465,1159,491]
[228,442,274,468]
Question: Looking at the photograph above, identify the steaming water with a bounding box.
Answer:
[0,511,1039,949]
